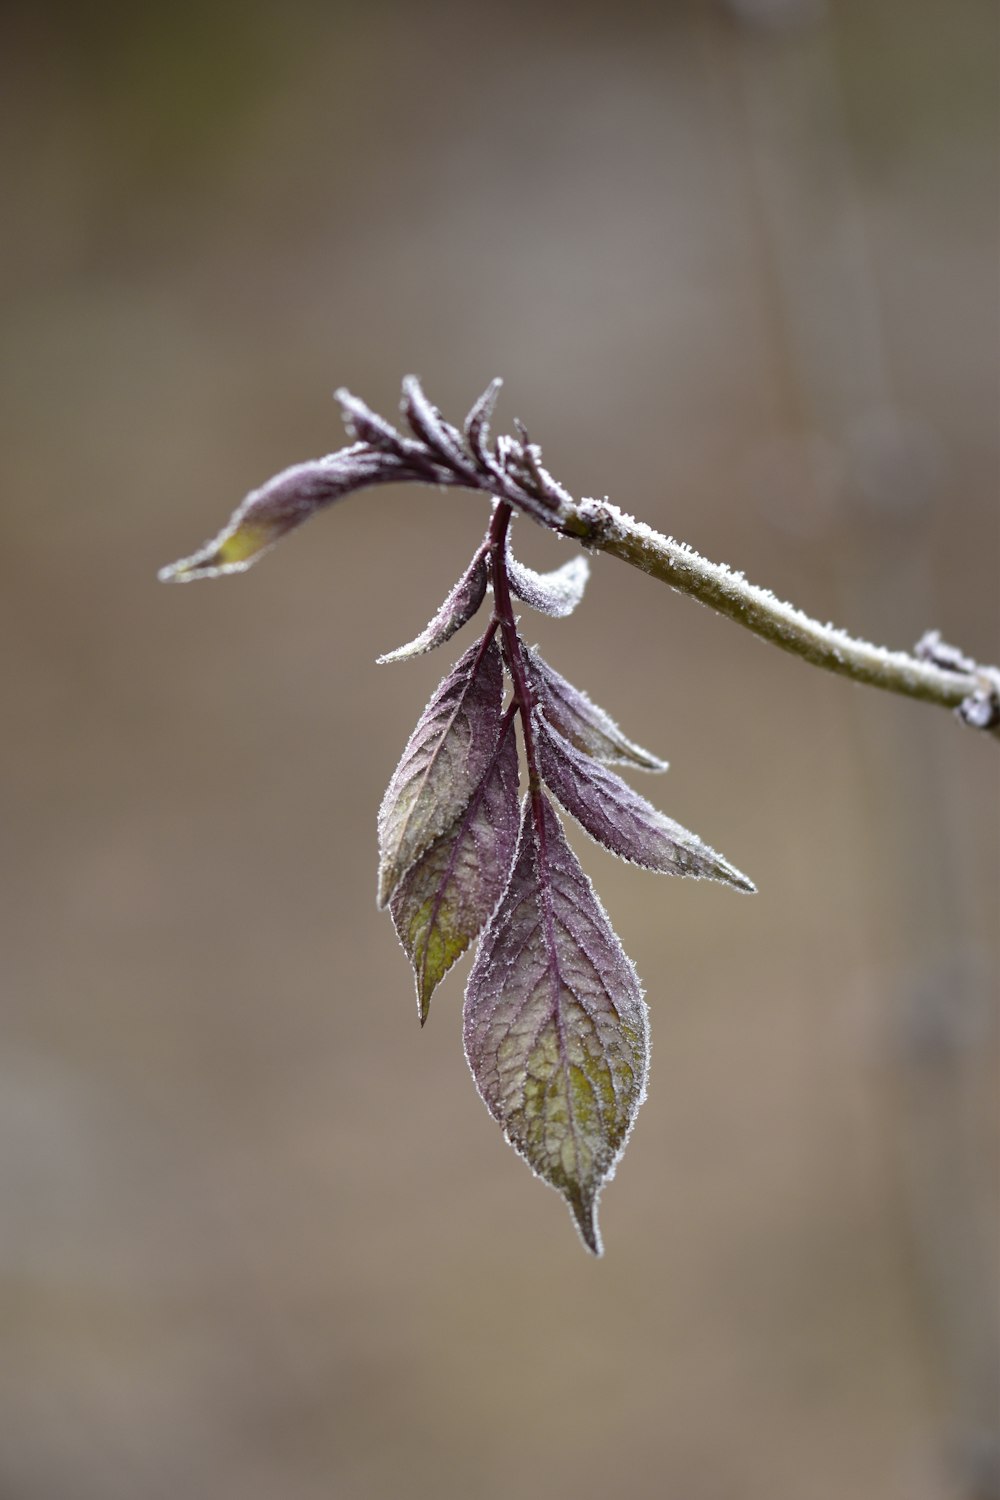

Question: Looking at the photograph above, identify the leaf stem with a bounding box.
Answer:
[488,507,586,1244]
[489,503,548,822]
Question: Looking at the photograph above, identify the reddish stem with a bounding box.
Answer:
[489,503,548,834]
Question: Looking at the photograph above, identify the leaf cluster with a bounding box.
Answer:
[376,502,753,1253]
[158,379,575,583]
[161,378,756,1254]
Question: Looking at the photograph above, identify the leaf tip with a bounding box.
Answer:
[569,1190,604,1257]
[157,518,277,583]
[417,972,434,1028]
[375,858,392,909]
[158,551,216,584]
[721,863,757,894]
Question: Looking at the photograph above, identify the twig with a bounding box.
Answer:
[158,377,1000,737]
[560,499,1000,727]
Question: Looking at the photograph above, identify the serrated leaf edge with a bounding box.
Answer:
[524,645,668,772]
[463,793,650,1255]
[377,544,489,663]
[389,711,519,1023]
[376,634,502,907]
[536,714,756,892]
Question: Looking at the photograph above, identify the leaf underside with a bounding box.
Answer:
[390,715,520,1023]
[464,793,649,1255]
[506,543,589,618]
[536,717,756,892]
[377,636,504,907]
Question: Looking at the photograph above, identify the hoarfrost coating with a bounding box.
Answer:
[158,374,992,1255]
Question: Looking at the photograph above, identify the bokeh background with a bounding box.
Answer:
[1,1,997,1497]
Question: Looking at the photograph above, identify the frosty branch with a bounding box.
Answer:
[160,376,1000,734]
[159,377,998,1256]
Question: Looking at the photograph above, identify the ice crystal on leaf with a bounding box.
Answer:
[377,544,490,664]
[536,718,755,891]
[505,543,589,618]
[464,793,648,1254]
[377,637,504,909]
[524,645,668,772]
[159,376,756,1254]
[390,711,520,1023]
[374,511,752,1249]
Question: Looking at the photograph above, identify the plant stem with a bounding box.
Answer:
[164,375,999,736]
[557,498,997,723]
[489,503,548,817]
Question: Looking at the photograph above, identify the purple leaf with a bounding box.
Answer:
[158,448,408,582]
[524,646,668,771]
[390,713,520,1023]
[464,793,649,1254]
[377,546,489,664]
[464,378,503,467]
[402,375,477,479]
[335,388,426,462]
[377,635,504,908]
[537,718,755,892]
[506,541,589,618]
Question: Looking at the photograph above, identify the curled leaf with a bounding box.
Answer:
[402,375,476,478]
[525,646,667,771]
[537,717,755,891]
[377,634,504,908]
[464,378,503,466]
[159,449,406,582]
[390,712,520,1023]
[506,544,589,618]
[464,793,649,1254]
[377,546,489,664]
[335,388,426,462]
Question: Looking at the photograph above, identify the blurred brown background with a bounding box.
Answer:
[1,1,997,1497]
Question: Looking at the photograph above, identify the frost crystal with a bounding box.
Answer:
[160,376,764,1256]
[464,794,648,1254]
